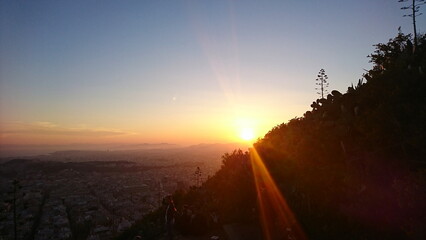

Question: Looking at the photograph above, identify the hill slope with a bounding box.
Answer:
[119,33,426,240]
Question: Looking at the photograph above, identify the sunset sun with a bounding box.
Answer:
[240,127,255,141]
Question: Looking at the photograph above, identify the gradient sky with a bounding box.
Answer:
[0,0,424,146]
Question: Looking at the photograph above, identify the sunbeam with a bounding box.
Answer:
[250,147,306,240]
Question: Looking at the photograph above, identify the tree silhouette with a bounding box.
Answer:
[315,68,329,99]
[194,166,202,187]
[399,0,425,50]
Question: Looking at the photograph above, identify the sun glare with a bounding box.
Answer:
[240,127,255,141]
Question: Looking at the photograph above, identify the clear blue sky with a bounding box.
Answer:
[0,0,424,146]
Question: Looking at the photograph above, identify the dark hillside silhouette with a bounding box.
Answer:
[253,32,426,239]
[118,33,426,240]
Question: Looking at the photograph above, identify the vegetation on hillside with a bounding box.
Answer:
[118,32,426,239]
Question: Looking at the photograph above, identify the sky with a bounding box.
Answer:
[0,0,424,150]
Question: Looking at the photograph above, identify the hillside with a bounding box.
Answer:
[119,33,426,240]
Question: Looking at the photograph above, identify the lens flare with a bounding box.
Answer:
[250,147,306,240]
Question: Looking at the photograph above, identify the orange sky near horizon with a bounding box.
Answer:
[0,102,305,146]
[1,1,418,148]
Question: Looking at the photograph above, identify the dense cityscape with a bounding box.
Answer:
[0,145,234,240]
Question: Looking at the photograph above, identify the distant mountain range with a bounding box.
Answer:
[0,143,177,159]
[0,142,250,163]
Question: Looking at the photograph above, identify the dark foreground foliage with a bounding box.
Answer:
[118,33,426,239]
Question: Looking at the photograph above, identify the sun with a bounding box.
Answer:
[240,127,255,141]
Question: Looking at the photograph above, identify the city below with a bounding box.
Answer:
[0,143,247,239]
